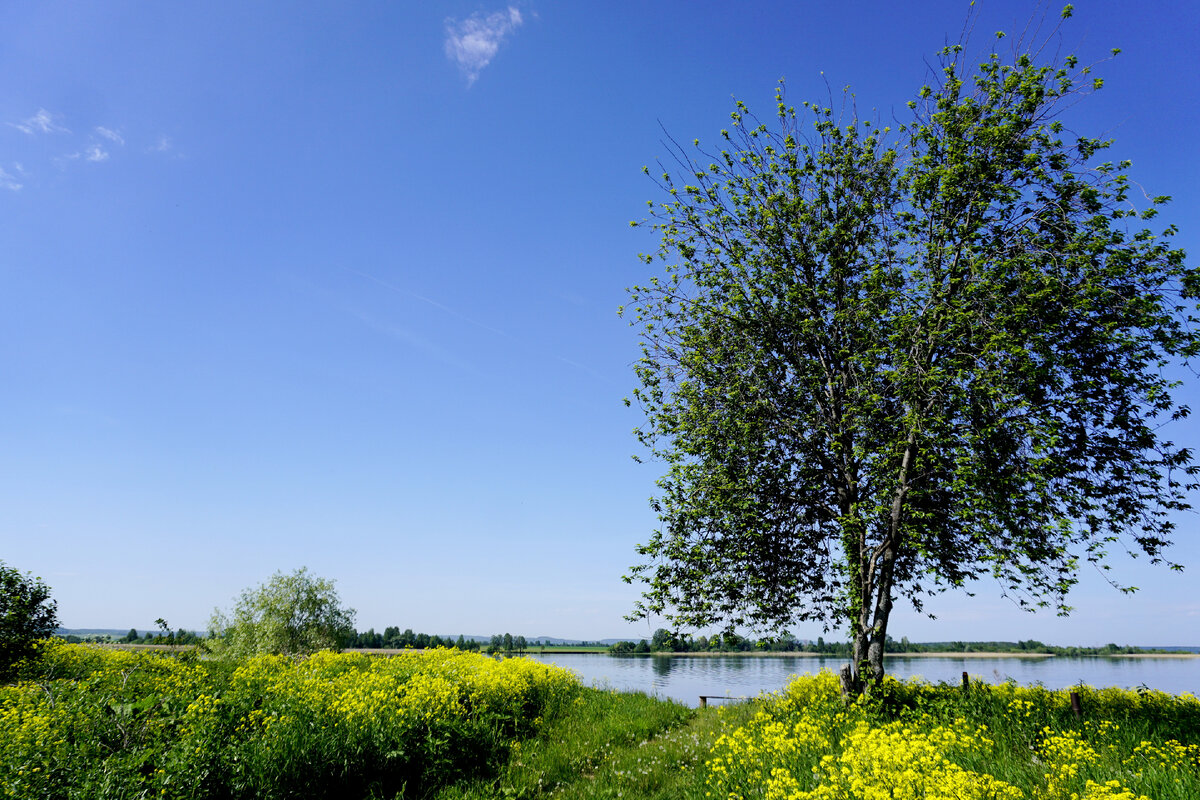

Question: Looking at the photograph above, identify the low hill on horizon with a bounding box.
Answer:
[54,630,1199,653]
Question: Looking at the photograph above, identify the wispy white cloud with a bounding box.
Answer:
[0,165,22,191]
[343,266,511,338]
[95,126,124,145]
[341,266,603,379]
[345,307,481,375]
[59,132,121,165]
[5,111,164,188]
[9,108,69,135]
[54,145,107,167]
[444,6,524,86]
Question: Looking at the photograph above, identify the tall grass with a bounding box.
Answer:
[437,672,1200,800]
[0,641,578,799]
[5,644,1197,799]
[705,671,1200,800]
[435,686,760,800]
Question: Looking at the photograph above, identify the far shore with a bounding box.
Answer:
[882,652,1195,659]
[1100,652,1200,659]
[594,650,1199,659]
[649,651,1055,659]
[88,643,1200,659]
[888,651,1054,658]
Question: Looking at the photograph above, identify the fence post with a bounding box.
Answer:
[962,671,969,691]
[1070,691,1082,719]
[700,696,707,708]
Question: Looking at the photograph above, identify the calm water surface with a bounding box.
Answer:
[524,653,1198,707]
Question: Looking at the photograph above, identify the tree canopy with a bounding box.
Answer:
[209,567,356,658]
[622,8,1198,693]
[0,561,59,679]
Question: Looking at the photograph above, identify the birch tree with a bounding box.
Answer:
[622,7,1197,693]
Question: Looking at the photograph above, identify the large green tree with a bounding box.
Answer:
[209,567,356,658]
[0,561,59,679]
[622,8,1197,693]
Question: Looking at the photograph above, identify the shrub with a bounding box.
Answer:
[0,561,58,681]
[0,642,580,799]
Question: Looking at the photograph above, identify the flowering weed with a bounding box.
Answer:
[702,671,1200,800]
[0,641,579,799]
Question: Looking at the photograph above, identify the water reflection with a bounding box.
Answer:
[525,653,1197,708]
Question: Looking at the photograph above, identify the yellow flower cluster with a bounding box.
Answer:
[1,639,224,798]
[1039,727,1105,798]
[1,642,579,798]
[703,671,1199,800]
[1125,737,1200,772]
[1035,716,1200,799]
[707,674,1021,800]
[0,681,73,798]
[799,719,1023,800]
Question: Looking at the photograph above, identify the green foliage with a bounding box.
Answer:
[705,671,1200,799]
[436,687,759,800]
[11,644,1196,800]
[209,567,356,658]
[482,632,528,656]
[349,627,484,651]
[624,11,1197,691]
[0,560,58,680]
[1,641,579,799]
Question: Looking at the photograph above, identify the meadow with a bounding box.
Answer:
[1,641,577,799]
[2,643,1198,799]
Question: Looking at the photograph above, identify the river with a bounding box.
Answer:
[523,653,1198,707]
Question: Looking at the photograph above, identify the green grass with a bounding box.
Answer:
[436,675,1200,800]
[10,644,1199,799]
[1,643,581,800]
[703,673,1200,800]
[434,688,759,800]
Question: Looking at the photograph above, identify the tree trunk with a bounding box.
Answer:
[844,585,893,695]
[844,454,910,695]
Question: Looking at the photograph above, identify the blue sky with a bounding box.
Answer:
[3,1,1197,645]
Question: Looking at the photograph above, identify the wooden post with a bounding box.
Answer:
[962,671,969,691]
[699,696,707,708]
[1070,691,1082,719]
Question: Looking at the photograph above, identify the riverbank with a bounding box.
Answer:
[437,671,1200,799]
[1104,652,1200,658]
[103,644,1200,660]
[608,649,1198,658]
[7,645,1198,799]
[528,650,1200,705]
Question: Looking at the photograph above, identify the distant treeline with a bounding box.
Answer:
[352,628,540,655]
[61,627,1181,658]
[890,639,1183,656]
[610,629,824,654]
[58,626,601,655]
[609,631,1182,656]
[69,628,205,646]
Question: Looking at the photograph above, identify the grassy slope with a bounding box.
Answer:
[434,676,1200,800]
[435,688,759,800]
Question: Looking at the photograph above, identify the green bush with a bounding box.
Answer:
[0,642,579,799]
[0,561,58,681]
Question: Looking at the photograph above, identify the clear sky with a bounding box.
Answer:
[3,1,1197,645]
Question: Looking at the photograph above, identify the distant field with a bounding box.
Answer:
[344,645,614,656]
[529,645,611,653]
[97,643,195,653]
